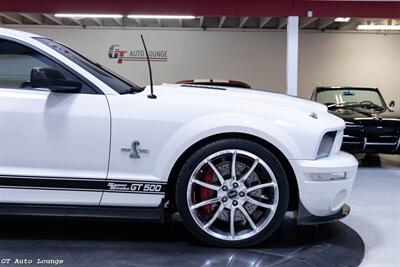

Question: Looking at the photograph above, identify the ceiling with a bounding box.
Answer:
[1,1,400,19]
[0,14,395,32]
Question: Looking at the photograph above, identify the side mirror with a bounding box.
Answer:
[389,100,395,109]
[31,67,82,93]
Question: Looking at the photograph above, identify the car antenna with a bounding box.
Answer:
[140,34,156,99]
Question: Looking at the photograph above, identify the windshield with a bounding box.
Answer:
[35,38,140,94]
[316,88,385,107]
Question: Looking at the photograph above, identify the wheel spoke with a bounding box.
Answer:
[239,158,259,183]
[231,151,237,181]
[192,179,219,191]
[206,160,225,185]
[238,205,257,231]
[204,204,225,228]
[247,182,275,193]
[246,197,275,210]
[190,198,220,210]
[230,207,236,239]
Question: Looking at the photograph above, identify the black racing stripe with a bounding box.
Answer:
[0,177,104,190]
[0,176,166,194]
[0,186,100,192]
[0,175,104,181]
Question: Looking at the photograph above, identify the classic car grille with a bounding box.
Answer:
[363,125,397,136]
[342,124,400,152]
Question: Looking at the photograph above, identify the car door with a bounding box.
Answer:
[0,38,110,205]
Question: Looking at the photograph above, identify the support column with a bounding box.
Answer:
[286,16,299,96]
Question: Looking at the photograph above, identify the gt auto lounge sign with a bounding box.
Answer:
[108,45,168,64]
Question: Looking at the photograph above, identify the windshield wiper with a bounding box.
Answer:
[327,102,358,109]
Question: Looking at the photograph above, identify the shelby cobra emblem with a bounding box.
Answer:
[121,141,150,159]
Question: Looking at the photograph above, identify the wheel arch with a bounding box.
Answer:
[165,132,299,212]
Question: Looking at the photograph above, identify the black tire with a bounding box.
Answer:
[175,138,289,247]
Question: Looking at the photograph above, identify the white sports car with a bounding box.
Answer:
[0,28,358,247]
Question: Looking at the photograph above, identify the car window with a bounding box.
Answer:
[36,38,141,94]
[316,89,385,107]
[0,39,95,94]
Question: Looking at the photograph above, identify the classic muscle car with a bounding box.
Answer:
[0,28,358,247]
[312,86,399,154]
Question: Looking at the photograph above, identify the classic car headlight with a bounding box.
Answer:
[317,131,337,159]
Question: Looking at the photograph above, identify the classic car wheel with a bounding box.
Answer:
[176,139,289,247]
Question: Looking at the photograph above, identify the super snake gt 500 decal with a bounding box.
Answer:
[106,181,166,194]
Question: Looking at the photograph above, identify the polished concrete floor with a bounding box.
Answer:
[344,154,400,267]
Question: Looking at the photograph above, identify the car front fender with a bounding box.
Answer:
[153,112,302,181]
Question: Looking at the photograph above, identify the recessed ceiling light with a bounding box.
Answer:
[55,14,123,19]
[335,17,351,22]
[357,24,400,30]
[127,15,195,19]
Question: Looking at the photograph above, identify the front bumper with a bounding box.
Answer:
[290,152,358,218]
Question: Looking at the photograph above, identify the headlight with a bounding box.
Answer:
[317,131,337,159]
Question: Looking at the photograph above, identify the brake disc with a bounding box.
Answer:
[215,162,262,223]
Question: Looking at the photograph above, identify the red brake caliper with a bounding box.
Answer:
[200,167,216,215]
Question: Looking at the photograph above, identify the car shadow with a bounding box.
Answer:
[358,153,400,168]
[358,153,382,167]
[0,215,316,247]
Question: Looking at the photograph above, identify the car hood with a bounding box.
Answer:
[328,106,400,125]
[156,83,328,115]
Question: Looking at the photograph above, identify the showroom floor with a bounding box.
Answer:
[0,154,397,267]
[0,216,364,267]
[344,154,400,267]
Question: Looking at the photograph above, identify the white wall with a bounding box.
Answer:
[7,26,400,105]
[13,26,286,93]
[299,32,400,105]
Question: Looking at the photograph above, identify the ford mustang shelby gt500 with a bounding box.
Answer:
[0,28,358,247]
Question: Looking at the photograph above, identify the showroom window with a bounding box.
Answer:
[0,39,95,93]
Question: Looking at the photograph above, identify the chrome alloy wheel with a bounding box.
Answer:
[186,149,279,241]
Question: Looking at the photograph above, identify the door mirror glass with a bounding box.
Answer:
[389,100,395,109]
[31,67,82,93]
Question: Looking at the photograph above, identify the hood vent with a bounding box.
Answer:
[180,84,227,91]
